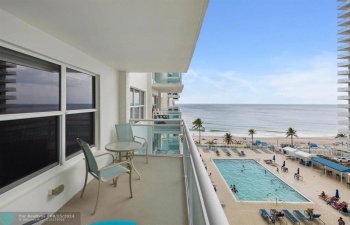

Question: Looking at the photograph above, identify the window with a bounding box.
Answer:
[130,87,145,119]
[0,47,97,194]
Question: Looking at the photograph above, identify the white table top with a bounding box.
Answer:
[105,141,142,152]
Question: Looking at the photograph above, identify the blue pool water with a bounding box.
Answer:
[213,159,310,202]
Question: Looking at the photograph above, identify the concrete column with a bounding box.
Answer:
[118,71,130,123]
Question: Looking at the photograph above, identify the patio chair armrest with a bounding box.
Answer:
[134,136,146,142]
[100,160,132,171]
[95,152,115,161]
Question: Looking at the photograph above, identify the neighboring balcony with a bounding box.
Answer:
[338,70,350,75]
[338,95,350,100]
[338,129,350,134]
[0,87,16,92]
[338,104,350,108]
[338,78,350,83]
[338,53,350,59]
[152,73,184,93]
[338,44,350,50]
[338,61,350,67]
[338,35,350,42]
[338,0,350,10]
[338,87,350,91]
[338,17,350,26]
[0,78,16,83]
[338,111,350,116]
[0,70,16,76]
[338,120,350,125]
[168,93,180,98]
[338,8,350,18]
[338,26,350,35]
[153,110,182,119]
[0,96,16,100]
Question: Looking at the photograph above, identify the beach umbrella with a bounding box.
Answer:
[273,155,275,161]
[214,138,218,141]
[336,189,340,199]
[282,161,285,167]
[297,168,300,175]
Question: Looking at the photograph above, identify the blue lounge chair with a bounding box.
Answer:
[281,210,300,225]
[293,210,311,225]
[304,210,325,224]
[259,209,273,224]
[270,209,287,225]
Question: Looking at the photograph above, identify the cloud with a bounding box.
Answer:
[179,52,338,104]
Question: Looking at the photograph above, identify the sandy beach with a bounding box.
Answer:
[193,135,338,147]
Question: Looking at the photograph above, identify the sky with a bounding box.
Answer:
[179,0,339,104]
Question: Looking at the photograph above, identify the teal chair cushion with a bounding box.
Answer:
[100,164,130,182]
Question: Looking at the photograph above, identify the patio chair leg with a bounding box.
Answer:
[92,180,101,215]
[129,165,133,198]
[80,169,88,199]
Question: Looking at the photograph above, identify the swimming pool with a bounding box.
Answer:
[213,159,310,203]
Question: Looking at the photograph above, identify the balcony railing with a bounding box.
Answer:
[0,96,16,100]
[338,112,350,116]
[129,119,229,225]
[0,87,16,92]
[338,70,350,75]
[338,78,350,83]
[338,44,350,50]
[338,0,350,10]
[338,26,350,34]
[338,8,350,17]
[338,95,350,100]
[338,53,350,59]
[338,87,350,91]
[338,104,350,108]
[153,110,182,119]
[338,35,350,42]
[153,73,182,85]
[338,18,350,26]
[338,120,350,125]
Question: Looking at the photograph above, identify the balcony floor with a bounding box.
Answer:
[48,156,188,225]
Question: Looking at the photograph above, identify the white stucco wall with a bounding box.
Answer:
[0,9,120,213]
[129,73,152,119]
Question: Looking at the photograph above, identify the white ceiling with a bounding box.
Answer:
[0,0,208,72]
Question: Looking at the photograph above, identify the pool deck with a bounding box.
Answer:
[199,147,350,225]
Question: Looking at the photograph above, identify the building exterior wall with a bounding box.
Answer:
[0,9,121,212]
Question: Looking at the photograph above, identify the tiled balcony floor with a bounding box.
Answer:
[48,156,188,225]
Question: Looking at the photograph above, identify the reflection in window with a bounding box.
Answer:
[0,60,60,114]
[0,116,59,194]
[66,68,95,110]
[66,113,95,158]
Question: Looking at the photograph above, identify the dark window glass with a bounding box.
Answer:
[0,60,60,114]
[66,69,95,110]
[66,113,95,158]
[0,117,59,194]
[130,88,134,106]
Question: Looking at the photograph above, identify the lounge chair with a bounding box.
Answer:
[270,209,287,225]
[281,210,300,225]
[241,151,246,156]
[215,150,220,156]
[259,209,274,224]
[226,151,232,156]
[293,210,311,225]
[303,210,325,225]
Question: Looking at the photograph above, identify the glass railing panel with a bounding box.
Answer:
[153,73,182,85]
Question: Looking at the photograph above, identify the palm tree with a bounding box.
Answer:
[223,133,234,145]
[192,118,204,144]
[286,127,298,146]
[206,140,215,149]
[248,129,256,144]
[335,133,347,149]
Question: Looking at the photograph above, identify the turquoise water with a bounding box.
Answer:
[213,159,310,202]
[179,104,337,137]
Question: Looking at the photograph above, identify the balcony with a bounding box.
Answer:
[0,96,16,100]
[338,17,350,26]
[0,70,16,76]
[168,93,180,98]
[338,35,350,42]
[338,111,350,116]
[152,73,184,93]
[338,53,350,59]
[0,87,16,92]
[338,104,350,108]
[153,110,182,120]
[338,95,350,100]
[338,120,350,125]
[338,8,350,18]
[338,0,350,10]
[338,44,350,50]
[53,121,229,225]
[338,61,350,67]
[338,129,350,134]
[338,78,350,83]
[338,70,350,75]
[338,26,350,35]
[0,78,16,83]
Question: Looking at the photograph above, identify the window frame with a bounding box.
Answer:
[130,87,145,119]
[0,46,99,194]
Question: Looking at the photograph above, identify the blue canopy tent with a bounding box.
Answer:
[261,142,268,146]
[312,157,350,184]
[309,143,318,148]
[256,140,262,145]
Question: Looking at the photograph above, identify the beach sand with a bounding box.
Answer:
[192,135,338,146]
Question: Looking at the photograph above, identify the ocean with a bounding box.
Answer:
[178,104,339,138]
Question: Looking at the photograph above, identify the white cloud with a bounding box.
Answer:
[179,52,338,104]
